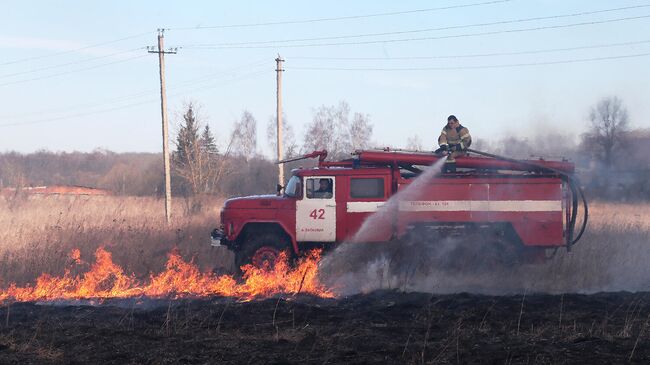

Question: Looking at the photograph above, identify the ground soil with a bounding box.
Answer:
[0,291,649,364]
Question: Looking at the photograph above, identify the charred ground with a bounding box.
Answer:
[1,290,649,364]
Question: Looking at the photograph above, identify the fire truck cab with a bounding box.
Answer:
[211,149,587,269]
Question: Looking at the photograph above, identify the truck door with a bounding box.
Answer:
[296,176,336,242]
[344,176,391,241]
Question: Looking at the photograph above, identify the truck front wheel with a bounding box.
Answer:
[235,233,292,271]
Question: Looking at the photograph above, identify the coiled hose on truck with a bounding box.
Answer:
[465,148,588,250]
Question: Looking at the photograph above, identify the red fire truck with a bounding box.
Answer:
[211,149,588,269]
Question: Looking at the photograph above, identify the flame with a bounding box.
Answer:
[0,247,333,303]
[69,249,81,264]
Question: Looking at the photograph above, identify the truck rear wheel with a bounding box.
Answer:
[235,233,292,272]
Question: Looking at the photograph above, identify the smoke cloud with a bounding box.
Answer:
[319,157,650,296]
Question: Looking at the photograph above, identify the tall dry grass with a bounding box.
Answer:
[426,201,650,294]
[321,201,650,295]
[0,194,232,286]
[541,201,650,292]
[0,196,648,294]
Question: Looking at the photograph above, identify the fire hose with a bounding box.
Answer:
[465,148,588,250]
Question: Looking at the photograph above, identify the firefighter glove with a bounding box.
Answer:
[435,145,448,154]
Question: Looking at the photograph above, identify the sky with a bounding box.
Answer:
[1,0,649,156]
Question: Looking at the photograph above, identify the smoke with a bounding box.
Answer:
[319,157,650,296]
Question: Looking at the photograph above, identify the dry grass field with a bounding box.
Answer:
[543,201,650,292]
[0,194,230,287]
[511,200,650,294]
[0,195,648,294]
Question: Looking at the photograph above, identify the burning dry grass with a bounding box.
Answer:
[0,248,331,302]
[0,195,331,301]
[0,194,228,287]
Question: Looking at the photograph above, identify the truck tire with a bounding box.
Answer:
[235,233,292,272]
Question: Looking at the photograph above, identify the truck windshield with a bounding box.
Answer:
[284,176,302,198]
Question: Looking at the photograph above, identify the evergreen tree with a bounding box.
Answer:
[173,103,214,195]
[175,104,200,166]
[201,125,218,156]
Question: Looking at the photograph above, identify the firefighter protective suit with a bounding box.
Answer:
[438,124,472,163]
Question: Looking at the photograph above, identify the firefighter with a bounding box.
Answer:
[313,178,333,198]
[435,115,471,172]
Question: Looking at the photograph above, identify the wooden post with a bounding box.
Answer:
[148,29,177,223]
[275,55,285,187]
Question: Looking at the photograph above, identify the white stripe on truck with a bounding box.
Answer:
[398,200,562,212]
[347,200,562,213]
[346,201,386,213]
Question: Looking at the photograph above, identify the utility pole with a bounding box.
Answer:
[148,29,177,224]
[275,55,285,187]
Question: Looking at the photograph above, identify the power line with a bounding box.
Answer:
[0,98,159,128]
[0,59,268,120]
[288,39,650,60]
[0,69,268,127]
[0,31,153,66]
[8,49,640,128]
[0,54,149,87]
[163,58,268,90]
[0,48,144,79]
[291,52,650,71]
[168,69,268,98]
[169,0,512,30]
[185,14,650,49]
[184,4,650,47]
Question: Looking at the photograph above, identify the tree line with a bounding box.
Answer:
[0,101,374,199]
[1,97,648,201]
[475,97,650,200]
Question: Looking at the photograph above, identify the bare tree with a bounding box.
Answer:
[584,96,630,166]
[231,110,257,159]
[0,155,26,189]
[266,113,298,159]
[331,102,351,155]
[349,112,373,151]
[302,101,373,159]
[303,105,337,154]
[405,135,423,151]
